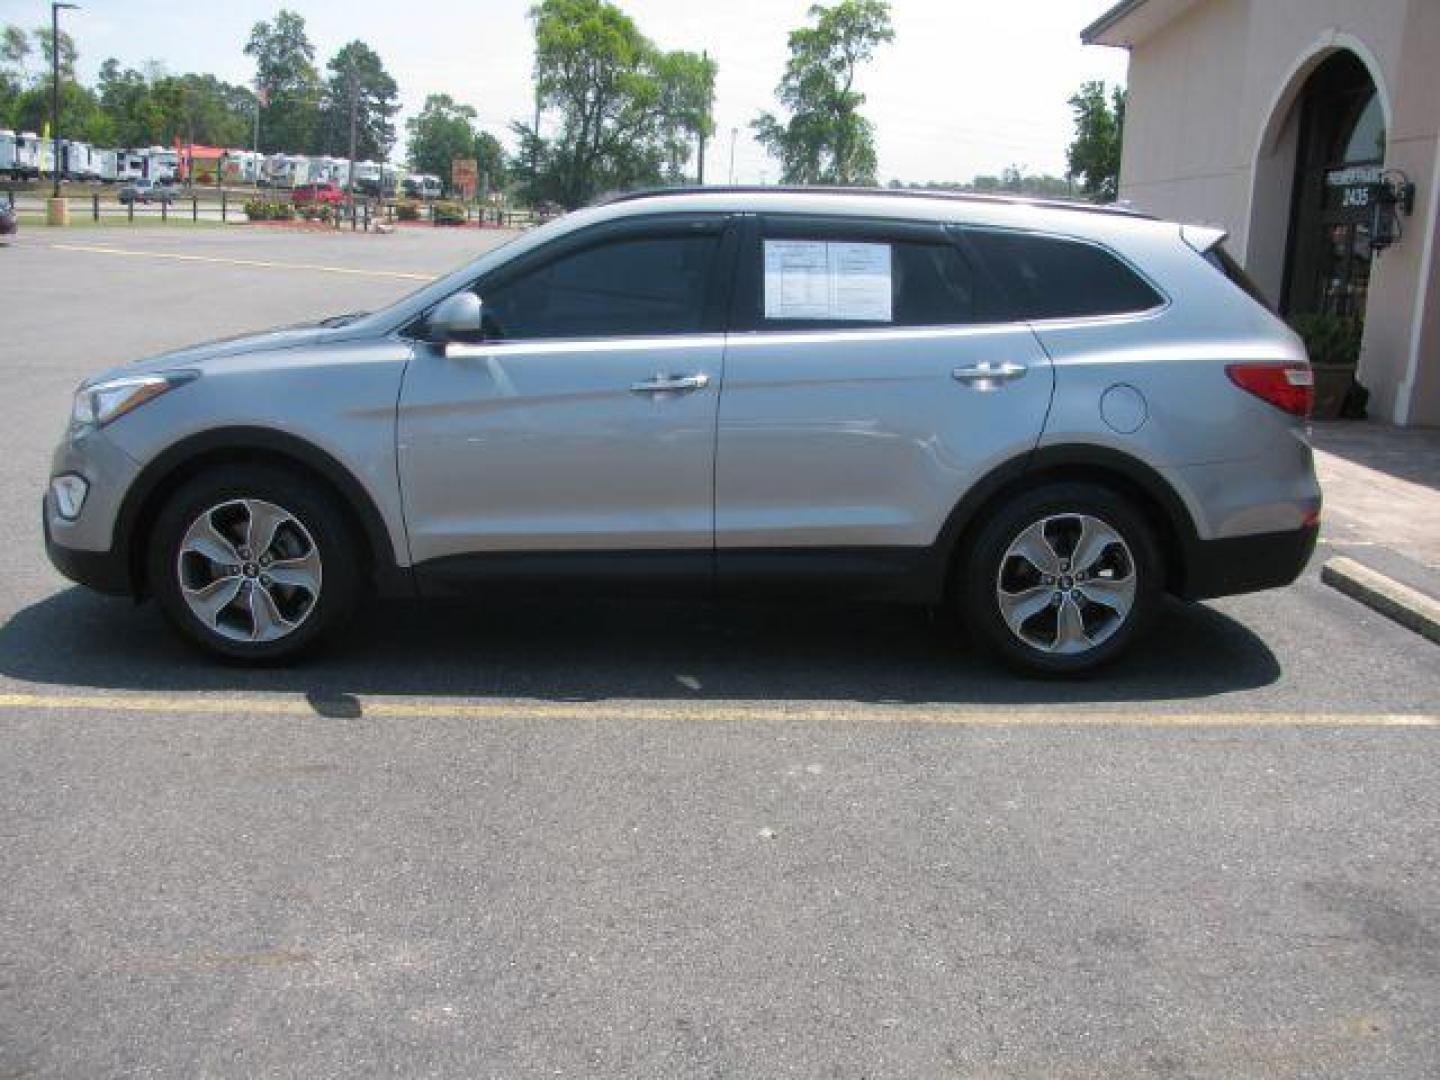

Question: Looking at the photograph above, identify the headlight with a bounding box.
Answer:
[71,372,195,429]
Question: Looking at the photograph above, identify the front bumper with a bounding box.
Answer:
[43,424,143,597]
[43,497,132,595]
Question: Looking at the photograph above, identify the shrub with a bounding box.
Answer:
[299,204,336,224]
[1290,313,1363,367]
[242,200,296,222]
[432,200,467,226]
[395,200,421,221]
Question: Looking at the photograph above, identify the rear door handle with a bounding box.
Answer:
[630,372,711,393]
[952,361,1028,389]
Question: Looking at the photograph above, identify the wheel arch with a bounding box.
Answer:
[116,427,411,599]
[934,444,1202,600]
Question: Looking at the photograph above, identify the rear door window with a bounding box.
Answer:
[961,228,1165,320]
[747,217,996,330]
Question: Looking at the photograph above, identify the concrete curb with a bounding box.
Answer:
[1321,556,1440,646]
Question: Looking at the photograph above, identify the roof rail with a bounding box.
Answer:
[593,184,1155,219]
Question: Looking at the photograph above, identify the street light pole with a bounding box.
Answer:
[50,2,79,200]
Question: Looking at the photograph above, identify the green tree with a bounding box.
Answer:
[315,40,400,160]
[93,61,254,149]
[0,25,29,127]
[528,0,717,207]
[474,129,506,191]
[12,78,102,143]
[97,59,157,144]
[33,26,77,80]
[244,9,319,153]
[651,48,716,182]
[152,73,254,148]
[752,0,893,186]
[406,93,479,188]
[508,117,556,205]
[1065,80,1125,202]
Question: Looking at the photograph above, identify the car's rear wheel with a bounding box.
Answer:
[147,466,359,662]
[959,482,1162,676]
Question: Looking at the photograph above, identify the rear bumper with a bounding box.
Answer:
[1179,521,1319,601]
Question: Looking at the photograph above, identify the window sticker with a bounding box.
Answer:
[763,240,893,321]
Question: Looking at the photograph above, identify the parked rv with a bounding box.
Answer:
[142,147,180,183]
[403,173,443,199]
[0,130,16,179]
[93,148,118,183]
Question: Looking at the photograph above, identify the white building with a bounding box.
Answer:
[1084,0,1440,426]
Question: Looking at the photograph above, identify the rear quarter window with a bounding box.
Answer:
[963,229,1165,320]
[1203,243,1274,310]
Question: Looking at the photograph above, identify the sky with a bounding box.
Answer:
[0,0,1129,184]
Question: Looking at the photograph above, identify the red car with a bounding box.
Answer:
[291,182,346,207]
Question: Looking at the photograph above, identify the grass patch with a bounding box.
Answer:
[13,213,232,229]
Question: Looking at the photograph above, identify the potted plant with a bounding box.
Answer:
[1290,313,1362,419]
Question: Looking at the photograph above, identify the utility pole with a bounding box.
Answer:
[346,58,359,226]
[252,80,263,190]
[531,89,541,201]
[49,3,79,201]
[696,50,708,185]
[728,127,737,186]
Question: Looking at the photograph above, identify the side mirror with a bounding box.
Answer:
[426,291,483,343]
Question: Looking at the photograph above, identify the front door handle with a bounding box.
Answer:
[952,361,1028,389]
[630,372,711,394]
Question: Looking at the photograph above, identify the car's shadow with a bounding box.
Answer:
[0,588,1280,707]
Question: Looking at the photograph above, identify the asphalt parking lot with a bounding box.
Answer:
[2,226,1439,1078]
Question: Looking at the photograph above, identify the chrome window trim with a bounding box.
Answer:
[442,333,729,359]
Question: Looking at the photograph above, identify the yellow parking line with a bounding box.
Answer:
[50,243,434,281]
[0,692,1433,728]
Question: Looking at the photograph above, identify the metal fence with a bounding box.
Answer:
[1,188,544,231]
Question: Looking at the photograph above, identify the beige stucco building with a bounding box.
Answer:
[1083,0,1440,425]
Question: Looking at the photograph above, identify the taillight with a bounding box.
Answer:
[1226,362,1314,417]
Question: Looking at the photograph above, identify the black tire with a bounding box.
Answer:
[147,465,360,663]
[958,482,1163,677]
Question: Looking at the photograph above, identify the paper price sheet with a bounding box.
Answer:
[763,240,893,322]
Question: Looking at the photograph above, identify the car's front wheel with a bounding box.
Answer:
[960,483,1162,676]
[147,466,359,662]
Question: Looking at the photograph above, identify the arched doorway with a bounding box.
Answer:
[1278,52,1387,320]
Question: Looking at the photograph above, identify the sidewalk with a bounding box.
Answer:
[1311,420,1440,572]
[1310,420,1440,640]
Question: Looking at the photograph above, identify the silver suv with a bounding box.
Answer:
[44,188,1321,674]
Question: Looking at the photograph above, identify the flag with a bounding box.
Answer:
[41,121,50,141]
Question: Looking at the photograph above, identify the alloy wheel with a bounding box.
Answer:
[995,513,1136,655]
[175,498,323,644]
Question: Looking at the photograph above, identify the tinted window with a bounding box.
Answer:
[964,229,1163,320]
[481,234,719,340]
[758,236,983,328]
[1203,243,1273,310]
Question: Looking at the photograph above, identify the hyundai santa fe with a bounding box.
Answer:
[43,188,1321,674]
